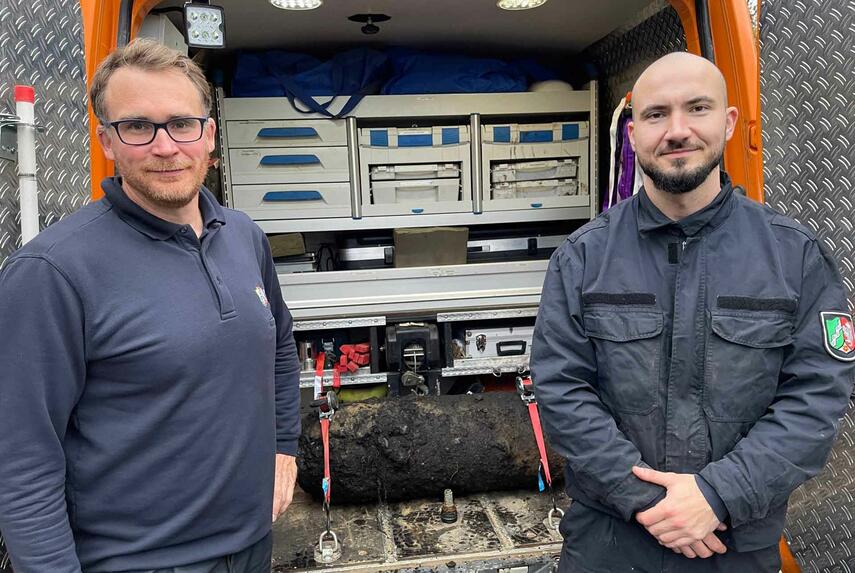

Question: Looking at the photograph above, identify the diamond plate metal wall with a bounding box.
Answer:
[787,401,855,572]
[760,0,854,312]
[0,0,90,263]
[582,0,687,201]
[761,1,855,570]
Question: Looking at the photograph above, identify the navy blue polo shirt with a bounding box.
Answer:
[0,178,301,572]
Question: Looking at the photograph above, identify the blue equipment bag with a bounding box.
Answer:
[380,48,528,94]
[232,49,392,118]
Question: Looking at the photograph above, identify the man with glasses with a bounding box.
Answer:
[0,39,301,572]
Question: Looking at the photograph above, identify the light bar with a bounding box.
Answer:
[497,0,549,10]
[270,0,323,10]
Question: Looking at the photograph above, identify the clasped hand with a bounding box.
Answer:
[633,466,727,559]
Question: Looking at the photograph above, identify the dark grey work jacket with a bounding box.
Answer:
[531,174,855,552]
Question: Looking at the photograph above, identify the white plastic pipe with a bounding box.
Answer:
[15,85,38,244]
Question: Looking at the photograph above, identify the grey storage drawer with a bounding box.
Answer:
[372,178,460,204]
[226,119,347,148]
[228,147,350,185]
[231,182,353,220]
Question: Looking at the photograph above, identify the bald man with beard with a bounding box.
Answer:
[531,52,854,572]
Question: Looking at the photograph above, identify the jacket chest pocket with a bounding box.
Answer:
[584,309,664,415]
[704,311,793,422]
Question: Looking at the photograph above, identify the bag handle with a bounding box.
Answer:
[270,67,374,120]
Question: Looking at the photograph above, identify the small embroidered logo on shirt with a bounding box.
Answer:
[821,311,855,362]
[254,285,270,309]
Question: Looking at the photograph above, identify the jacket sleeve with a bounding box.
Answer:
[259,235,302,456]
[0,256,84,572]
[699,243,855,528]
[531,245,665,521]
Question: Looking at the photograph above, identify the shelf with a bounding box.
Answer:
[441,355,530,377]
[298,368,387,389]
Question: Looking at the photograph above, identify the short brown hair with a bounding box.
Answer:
[89,38,211,124]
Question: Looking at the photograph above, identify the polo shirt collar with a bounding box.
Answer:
[101,177,226,240]
[637,172,734,237]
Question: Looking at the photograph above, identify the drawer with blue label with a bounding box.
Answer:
[369,163,461,181]
[371,178,460,205]
[359,126,470,148]
[482,121,589,144]
[228,147,350,185]
[491,158,579,183]
[492,178,583,200]
[226,119,347,148]
[231,182,353,220]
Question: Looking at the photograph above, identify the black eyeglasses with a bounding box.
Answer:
[107,117,208,146]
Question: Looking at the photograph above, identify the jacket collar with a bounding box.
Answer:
[101,177,226,240]
[637,172,734,237]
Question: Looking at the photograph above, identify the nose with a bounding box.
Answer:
[665,111,692,141]
[148,125,180,156]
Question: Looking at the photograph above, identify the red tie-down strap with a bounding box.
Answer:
[518,376,552,489]
[320,416,332,504]
[527,400,553,488]
[332,364,342,390]
[314,352,326,397]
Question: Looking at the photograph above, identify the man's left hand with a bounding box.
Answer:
[633,466,723,550]
[272,454,298,522]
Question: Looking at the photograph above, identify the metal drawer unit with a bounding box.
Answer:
[358,125,472,217]
[218,88,599,231]
[481,121,590,212]
[223,116,353,222]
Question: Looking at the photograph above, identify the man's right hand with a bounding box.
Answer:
[633,466,728,559]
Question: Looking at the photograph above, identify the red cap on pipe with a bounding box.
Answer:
[15,85,35,103]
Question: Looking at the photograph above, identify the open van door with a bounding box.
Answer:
[0,1,90,262]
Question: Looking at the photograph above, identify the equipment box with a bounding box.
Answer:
[371,178,460,205]
[463,325,535,359]
[359,125,472,217]
[481,140,589,212]
[482,121,589,145]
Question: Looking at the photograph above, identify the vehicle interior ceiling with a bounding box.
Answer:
[147,0,662,250]
[148,0,655,123]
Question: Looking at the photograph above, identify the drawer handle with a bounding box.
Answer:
[257,127,319,139]
[512,161,553,172]
[496,340,527,356]
[262,191,323,202]
[531,203,543,208]
[411,208,425,214]
[260,154,321,166]
[397,185,438,192]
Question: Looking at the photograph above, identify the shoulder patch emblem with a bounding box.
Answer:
[254,284,270,309]
[820,311,855,362]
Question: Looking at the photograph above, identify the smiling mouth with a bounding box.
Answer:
[150,167,187,174]
[660,148,699,157]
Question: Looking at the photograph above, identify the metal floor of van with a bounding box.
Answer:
[272,489,568,572]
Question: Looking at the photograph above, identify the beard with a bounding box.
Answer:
[117,157,208,209]
[637,139,724,195]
